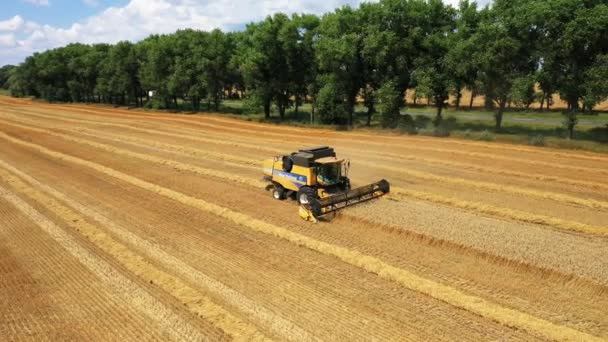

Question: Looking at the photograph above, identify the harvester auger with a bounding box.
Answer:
[263,146,390,222]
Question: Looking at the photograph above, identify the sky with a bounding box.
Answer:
[0,0,492,66]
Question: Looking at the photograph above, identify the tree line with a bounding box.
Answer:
[3,0,608,138]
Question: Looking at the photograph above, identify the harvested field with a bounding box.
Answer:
[1,96,607,341]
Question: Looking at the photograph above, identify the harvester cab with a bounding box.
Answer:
[263,146,390,222]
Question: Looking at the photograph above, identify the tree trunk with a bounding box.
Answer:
[495,97,506,130]
[539,94,545,111]
[455,88,462,109]
[263,101,271,119]
[436,105,443,124]
[468,90,475,110]
[173,96,178,109]
[294,94,299,115]
[279,104,285,121]
[366,103,374,126]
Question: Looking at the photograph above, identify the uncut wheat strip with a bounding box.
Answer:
[389,187,608,237]
[71,110,608,193]
[0,131,602,342]
[5,109,608,195]
[5,117,605,237]
[45,105,608,175]
[372,150,608,192]
[0,120,266,189]
[0,109,280,154]
[0,159,316,342]
[10,115,608,216]
[32,110,608,193]
[76,127,259,167]
[10,108,608,207]
[195,114,608,162]
[6,101,608,169]
[358,160,608,211]
[0,106,284,153]
[197,112,608,164]
[4,116,606,214]
[0,185,207,342]
[0,166,270,342]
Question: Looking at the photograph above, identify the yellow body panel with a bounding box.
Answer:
[263,158,317,192]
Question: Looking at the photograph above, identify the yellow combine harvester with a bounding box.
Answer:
[263,146,390,222]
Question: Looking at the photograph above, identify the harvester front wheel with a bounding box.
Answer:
[272,185,286,200]
[297,187,316,205]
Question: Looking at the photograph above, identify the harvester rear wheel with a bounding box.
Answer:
[272,185,286,200]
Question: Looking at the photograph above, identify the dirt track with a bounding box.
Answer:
[1,97,607,341]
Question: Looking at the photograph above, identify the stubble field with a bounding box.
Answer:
[0,96,607,341]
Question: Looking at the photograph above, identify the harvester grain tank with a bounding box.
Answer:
[263,146,390,222]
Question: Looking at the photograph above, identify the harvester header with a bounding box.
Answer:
[263,146,390,222]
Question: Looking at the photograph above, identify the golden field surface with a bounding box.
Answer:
[0,96,607,341]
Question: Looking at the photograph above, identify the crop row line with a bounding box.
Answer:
[1,117,606,237]
[0,158,316,342]
[0,129,600,342]
[28,103,608,175]
[45,101,608,164]
[0,180,209,341]
[0,165,269,341]
[4,110,608,212]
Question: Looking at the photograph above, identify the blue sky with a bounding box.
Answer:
[0,0,492,66]
[2,1,129,27]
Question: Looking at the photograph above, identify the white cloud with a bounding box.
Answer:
[22,0,50,6]
[82,0,99,7]
[0,16,25,32]
[0,34,17,47]
[0,0,493,66]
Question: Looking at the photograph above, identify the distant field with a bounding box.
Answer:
[0,96,607,340]
[406,89,608,112]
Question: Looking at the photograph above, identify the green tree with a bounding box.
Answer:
[315,6,364,126]
[413,0,456,124]
[377,80,402,128]
[470,0,535,130]
[0,65,15,89]
[559,3,608,137]
[510,75,537,110]
[238,14,292,119]
[315,75,348,124]
[446,0,483,110]
[138,35,176,108]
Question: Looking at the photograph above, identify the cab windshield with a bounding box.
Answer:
[316,163,341,185]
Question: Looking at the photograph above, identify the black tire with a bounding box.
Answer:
[309,197,323,217]
[297,186,317,205]
[378,179,390,194]
[282,156,293,172]
[272,185,286,200]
